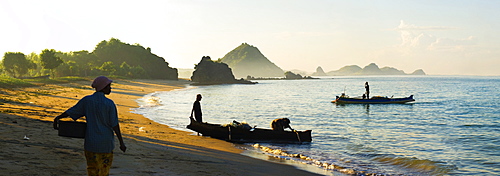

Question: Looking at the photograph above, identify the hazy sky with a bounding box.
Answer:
[1,0,499,75]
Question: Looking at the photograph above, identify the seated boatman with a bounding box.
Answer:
[271,118,295,131]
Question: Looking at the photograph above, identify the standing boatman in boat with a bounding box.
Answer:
[190,94,203,122]
[365,82,370,99]
[271,118,295,131]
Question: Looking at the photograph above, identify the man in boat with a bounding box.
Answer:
[365,82,370,99]
[271,118,295,131]
[190,94,203,122]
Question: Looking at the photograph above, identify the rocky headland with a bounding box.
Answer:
[190,56,256,85]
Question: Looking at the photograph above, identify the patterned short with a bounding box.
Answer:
[84,150,114,176]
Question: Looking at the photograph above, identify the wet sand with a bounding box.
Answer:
[0,79,322,175]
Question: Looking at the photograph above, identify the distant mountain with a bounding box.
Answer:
[327,63,425,76]
[359,63,383,75]
[380,67,406,75]
[219,43,284,78]
[410,69,426,75]
[177,68,194,78]
[326,65,362,75]
[312,66,327,76]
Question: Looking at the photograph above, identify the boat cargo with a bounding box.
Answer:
[187,118,311,143]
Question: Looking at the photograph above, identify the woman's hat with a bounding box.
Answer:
[91,76,113,91]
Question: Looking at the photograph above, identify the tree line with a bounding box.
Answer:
[1,38,178,80]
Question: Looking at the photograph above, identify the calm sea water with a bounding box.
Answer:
[133,76,500,175]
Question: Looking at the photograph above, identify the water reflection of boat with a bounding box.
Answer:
[332,94,415,104]
[186,118,312,143]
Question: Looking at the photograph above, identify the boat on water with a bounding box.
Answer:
[186,118,312,143]
[332,94,415,104]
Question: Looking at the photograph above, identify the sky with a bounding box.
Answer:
[1,0,499,76]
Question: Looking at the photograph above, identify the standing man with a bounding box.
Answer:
[365,82,370,99]
[53,76,126,176]
[190,94,203,122]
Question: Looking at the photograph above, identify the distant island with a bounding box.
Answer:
[219,43,284,78]
[247,71,317,80]
[313,64,426,76]
[184,43,427,80]
[218,43,425,78]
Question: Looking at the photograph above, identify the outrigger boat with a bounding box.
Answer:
[186,118,312,143]
[332,94,415,104]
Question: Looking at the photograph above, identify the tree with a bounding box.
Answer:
[99,61,117,75]
[26,52,44,77]
[115,62,131,77]
[130,65,146,78]
[40,49,63,78]
[55,60,79,76]
[2,52,35,78]
[65,51,100,77]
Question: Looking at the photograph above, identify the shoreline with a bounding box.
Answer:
[0,78,323,175]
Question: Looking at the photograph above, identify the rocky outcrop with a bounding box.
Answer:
[284,71,316,80]
[284,71,303,79]
[191,56,256,85]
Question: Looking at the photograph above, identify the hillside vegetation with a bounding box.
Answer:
[1,38,177,80]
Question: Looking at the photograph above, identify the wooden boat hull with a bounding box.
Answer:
[332,95,415,104]
[186,118,312,143]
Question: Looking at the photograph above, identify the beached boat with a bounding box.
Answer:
[186,118,312,143]
[332,94,415,104]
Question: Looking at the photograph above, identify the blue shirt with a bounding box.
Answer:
[66,92,119,153]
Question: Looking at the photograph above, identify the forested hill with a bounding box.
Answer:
[91,38,177,79]
[1,38,177,80]
[219,43,284,78]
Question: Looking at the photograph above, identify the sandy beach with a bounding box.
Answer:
[0,78,323,176]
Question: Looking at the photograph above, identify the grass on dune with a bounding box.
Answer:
[0,76,90,88]
[0,76,34,88]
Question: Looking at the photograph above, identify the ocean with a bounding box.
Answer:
[133,75,500,175]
